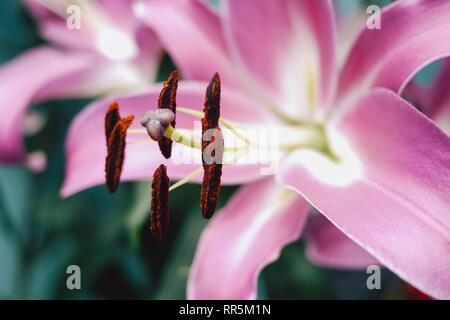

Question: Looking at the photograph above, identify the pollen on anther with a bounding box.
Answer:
[105,115,134,193]
[157,71,179,159]
[151,164,170,241]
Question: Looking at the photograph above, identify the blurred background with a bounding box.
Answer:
[0,0,435,299]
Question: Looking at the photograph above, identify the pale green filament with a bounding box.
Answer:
[128,106,328,154]
[168,151,248,192]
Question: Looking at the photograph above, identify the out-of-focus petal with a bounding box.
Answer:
[279,89,450,299]
[0,47,93,162]
[338,0,450,108]
[223,0,336,119]
[61,81,277,197]
[188,178,311,299]
[134,0,236,85]
[98,0,139,31]
[26,0,153,60]
[306,214,379,269]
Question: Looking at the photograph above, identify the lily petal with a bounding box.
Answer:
[279,89,450,299]
[306,213,379,269]
[338,0,450,107]
[0,47,93,162]
[61,81,276,197]
[223,0,336,118]
[187,178,310,299]
[134,0,236,85]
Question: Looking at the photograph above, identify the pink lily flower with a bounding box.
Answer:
[0,0,161,163]
[62,0,450,299]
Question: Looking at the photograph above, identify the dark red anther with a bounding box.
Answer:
[105,115,134,193]
[151,164,170,241]
[157,71,179,159]
[105,102,121,150]
[200,73,223,219]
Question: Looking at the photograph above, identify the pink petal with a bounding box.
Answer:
[306,214,379,270]
[278,89,450,299]
[223,0,336,115]
[0,47,93,162]
[134,0,236,85]
[188,178,311,299]
[61,81,276,197]
[338,0,450,105]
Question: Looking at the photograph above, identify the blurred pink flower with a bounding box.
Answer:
[0,0,161,162]
[62,0,450,299]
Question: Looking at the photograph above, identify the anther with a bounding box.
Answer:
[151,164,170,241]
[105,113,135,193]
[157,71,179,159]
[105,102,121,150]
[200,73,223,219]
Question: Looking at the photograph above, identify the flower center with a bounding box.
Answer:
[103,72,340,241]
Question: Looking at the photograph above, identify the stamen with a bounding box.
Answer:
[105,115,135,193]
[105,102,121,149]
[200,73,223,219]
[151,164,170,241]
[157,71,179,159]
